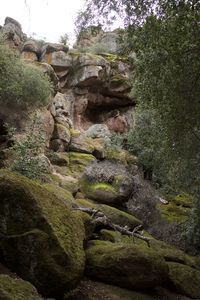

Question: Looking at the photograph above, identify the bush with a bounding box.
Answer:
[0,36,52,109]
[9,115,50,180]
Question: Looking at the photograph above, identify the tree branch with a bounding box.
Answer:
[73,204,151,246]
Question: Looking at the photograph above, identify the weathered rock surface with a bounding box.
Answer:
[0,17,25,49]
[168,262,200,299]
[0,274,43,300]
[80,161,134,205]
[68,278,154,300]
[0,170,85,298]
[85,240,169,289]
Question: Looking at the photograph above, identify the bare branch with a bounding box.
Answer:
[73,204,151,246]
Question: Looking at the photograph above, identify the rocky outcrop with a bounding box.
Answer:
[0,170,86,298]
[0,17,25,49]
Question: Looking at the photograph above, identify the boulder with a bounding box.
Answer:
[0,17,25,48]
[50,91,73,127]
[68,278,154,300]
[80,161,134,205]
[168,262,200,299]
[85,240,169,289]
[0,170,85,298]
[21,40,39,61]
[83,124,111,141]
[52,123,71,143]
[0,275,43,300]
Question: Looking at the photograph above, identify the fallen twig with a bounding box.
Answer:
[73,204,151,247]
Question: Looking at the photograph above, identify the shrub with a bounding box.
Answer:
[9,115,49,180]
[0,36,52,109]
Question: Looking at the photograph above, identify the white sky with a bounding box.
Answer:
[0,0,85,45]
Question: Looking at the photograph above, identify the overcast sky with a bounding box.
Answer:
[0,0,85,45]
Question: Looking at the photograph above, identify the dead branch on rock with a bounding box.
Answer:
[72,204,151,247]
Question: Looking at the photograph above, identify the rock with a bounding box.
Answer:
[21,51,38,61]
[68,278,154,300]
[50,92,73,126]
[69,135,94,154]
[33,108,55,148]
[52,152,96,180]
[0,274,43,300]
[0,170,85,298]
[85,240,169,290]
[41,50,72,71]
[49,138,68,152]
[0,17,25,48]
[80,161,134,205]
[52,123,71,143]
[167,262,200,299]
[22,40,39,53]
[46,151,70,166]
[83,124,111,141]
[106,113,129,133]
[41,43,69,54]
[21,40,39,61]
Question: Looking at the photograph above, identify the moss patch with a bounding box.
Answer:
[168,262,200,299]
[0,274,43,300]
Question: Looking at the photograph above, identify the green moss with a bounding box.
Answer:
[48,173,78,193]
[168,262,200,298]
[0,169,85,298]
[80,179,118,203]
[46,151,69,166]
[43,183,74,205]
[0,274,43,300]
[174,192,195,208]
[157,201,191,222]
[69,128,81,137]
[68,152,96,175]
[105,148,137,166]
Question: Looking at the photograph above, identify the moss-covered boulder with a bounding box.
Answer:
[168,262,200,299]
[0,274,43,300]
[80,161,134,205]
[67,278,154,300]
[0,170,85,298]
[85,240,168,290]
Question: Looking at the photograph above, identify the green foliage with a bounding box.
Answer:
[59,33,69,46]
[9,116,49,180]
[0,36,52,109]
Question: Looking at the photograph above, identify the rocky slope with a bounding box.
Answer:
[0,17,199,300]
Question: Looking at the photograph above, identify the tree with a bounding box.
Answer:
[59,33,69,46]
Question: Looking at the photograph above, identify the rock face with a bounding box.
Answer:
[80,161,134,205]
[0,170,85,298]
